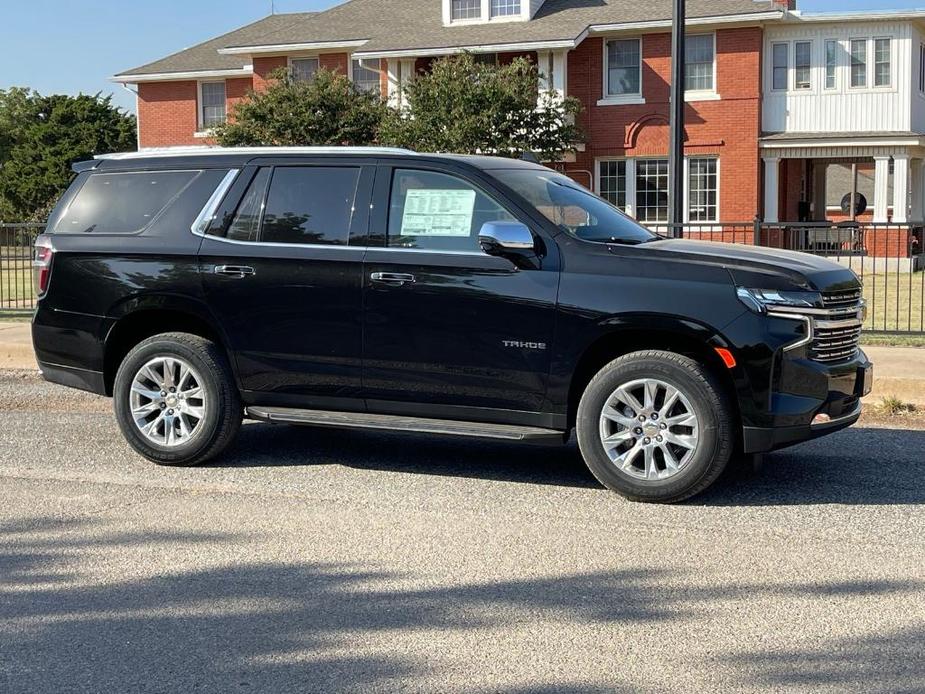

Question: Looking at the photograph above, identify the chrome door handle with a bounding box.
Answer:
[214,265,256,278]
[370,272,415,286]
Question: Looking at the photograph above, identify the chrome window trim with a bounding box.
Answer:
[190,169,241,237]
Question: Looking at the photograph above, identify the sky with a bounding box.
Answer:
[1,0,923,114]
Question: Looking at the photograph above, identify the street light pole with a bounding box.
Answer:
[668,0,686,236]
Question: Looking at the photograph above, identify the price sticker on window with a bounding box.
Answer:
[400,189,476,236]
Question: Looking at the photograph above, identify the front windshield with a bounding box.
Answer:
[492,169,659,245]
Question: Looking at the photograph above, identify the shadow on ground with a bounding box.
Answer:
[0,516,922,692]
[215,423,925,506]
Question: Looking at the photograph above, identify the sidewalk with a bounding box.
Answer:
[0,321,922,404]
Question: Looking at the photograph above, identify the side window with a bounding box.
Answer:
[53,171,199,234]
[387,169,514,251]
[227,168,270,242]
[261,166,360,245]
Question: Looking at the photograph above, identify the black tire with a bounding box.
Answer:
[113,332,242,466]
[576,350,734,503]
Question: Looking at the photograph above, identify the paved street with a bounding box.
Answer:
[1,368,924,693]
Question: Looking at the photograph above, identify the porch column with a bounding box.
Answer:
[812,161,828,221]
[892,153,910,223]
[873,155,891,223]
[537,51,568,101]
[763,157,781,223]
[911,159,925,222]
[386,59,403,109]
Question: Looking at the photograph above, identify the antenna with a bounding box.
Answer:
[270,0,275,14]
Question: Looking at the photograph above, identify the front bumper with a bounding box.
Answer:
[741,351,872,453]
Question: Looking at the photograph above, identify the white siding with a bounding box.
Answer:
[763,21,914,134]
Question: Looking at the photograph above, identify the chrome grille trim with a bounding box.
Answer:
[808,289,864,363]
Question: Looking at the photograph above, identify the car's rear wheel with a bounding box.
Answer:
[576,350,734,503]
[113,332,242,466]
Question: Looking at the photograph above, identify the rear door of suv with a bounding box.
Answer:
[362,160,560,420]
[199,157,374,406]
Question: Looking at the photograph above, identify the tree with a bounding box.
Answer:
[0,89,136,221]
[215,68,388,147]
[380,53,583,162]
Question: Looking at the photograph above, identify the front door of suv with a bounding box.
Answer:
[200,160,374,405]
[363,163,560,419]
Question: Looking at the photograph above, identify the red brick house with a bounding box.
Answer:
[113,0,925,245]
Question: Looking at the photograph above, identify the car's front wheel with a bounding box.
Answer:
[576,350,734,503]
[113,332,242,466]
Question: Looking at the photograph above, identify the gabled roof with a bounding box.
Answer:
[115,13,316,78]
[116,0,783,79]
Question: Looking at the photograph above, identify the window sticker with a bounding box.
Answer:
[400,189,476,236]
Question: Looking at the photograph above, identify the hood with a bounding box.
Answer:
[637,239,861,293]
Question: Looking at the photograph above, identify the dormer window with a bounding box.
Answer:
[445,0,537,24]
[490,0,520,17]
[452,0,481,20]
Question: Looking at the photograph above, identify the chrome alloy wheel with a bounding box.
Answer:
[598,378,700,481]
[129,356,208,447]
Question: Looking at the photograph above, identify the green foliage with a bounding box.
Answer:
[214,68,388,147]
[380,53,583,161]
[0,88,136,221]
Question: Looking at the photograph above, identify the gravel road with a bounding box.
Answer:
[1,369,923,693]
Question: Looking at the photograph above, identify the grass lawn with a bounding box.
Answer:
[861,272,925,334]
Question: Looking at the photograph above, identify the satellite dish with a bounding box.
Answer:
[840,193,867,216]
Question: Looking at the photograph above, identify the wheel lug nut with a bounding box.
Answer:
[168,409,174,415]
[643,437,651,444]
[638,415,646,422]
[160,391,167,397]
[656,435,663,442]
[660,423,667,429]
[651,413,658,420]
[634,427,643,435]
[169,387,176,393]
[159,403,166,409]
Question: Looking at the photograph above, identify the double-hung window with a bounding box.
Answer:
[771,43,788,91]
[490,0,520,17]
[199,81,226,129]
[688,158,718,223]
[290,57,319,82]
[874,38,891,87]
[685,34,714,92]
[352,58,381,94]
[606,38,642,98]
[635,159,670,224]
[850,39,867,88]
[794,41,812,90]
[825,40,838,90]
[451,0,481,20]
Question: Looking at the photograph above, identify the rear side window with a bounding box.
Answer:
[53,171,198,234]
[227,168,271,243]
[260,166,360,245]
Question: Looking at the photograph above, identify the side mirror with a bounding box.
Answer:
[478,221,535,254]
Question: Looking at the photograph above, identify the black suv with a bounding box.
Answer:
[32,147,872,503]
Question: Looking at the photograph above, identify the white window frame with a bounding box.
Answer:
[489,0,521,18]
[770,42,789,92]
[684,33,719,101]
[684,156,720,224]
[196,80,226,133]
[444,0,529,25]
[595,158,631,214]
[793,40,813,91]
[824,39,839,91]
[849,37,868,90]
[351,57,382,94]
[288,56,321,82]
[599,37,645,106]
[873,36,893,89]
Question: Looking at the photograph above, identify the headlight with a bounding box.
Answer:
[736,287,823,314]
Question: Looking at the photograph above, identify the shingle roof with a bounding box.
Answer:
[115,13,317,77]
[117,0,782,77]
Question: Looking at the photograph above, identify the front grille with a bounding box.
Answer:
[822,288,863,309]
[810,286,864,364]
[810,323,863,363]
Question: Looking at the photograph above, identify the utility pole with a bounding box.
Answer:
[668,0,686,236]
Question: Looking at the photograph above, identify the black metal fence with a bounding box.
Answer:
[0,223,43,313]
[1,219,923,334]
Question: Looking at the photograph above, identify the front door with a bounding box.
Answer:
[200,161,374,405]
[362,164,559,417]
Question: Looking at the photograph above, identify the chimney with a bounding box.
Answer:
[770,0,796,9]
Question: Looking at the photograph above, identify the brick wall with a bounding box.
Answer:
[565,27,763,222]
[137,81,200,148]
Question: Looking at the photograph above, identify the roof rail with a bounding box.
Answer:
[94,145,418,161]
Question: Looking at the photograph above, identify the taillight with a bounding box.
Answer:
[33,236,54,298]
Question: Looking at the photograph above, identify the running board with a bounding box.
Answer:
[246,406,564,442]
